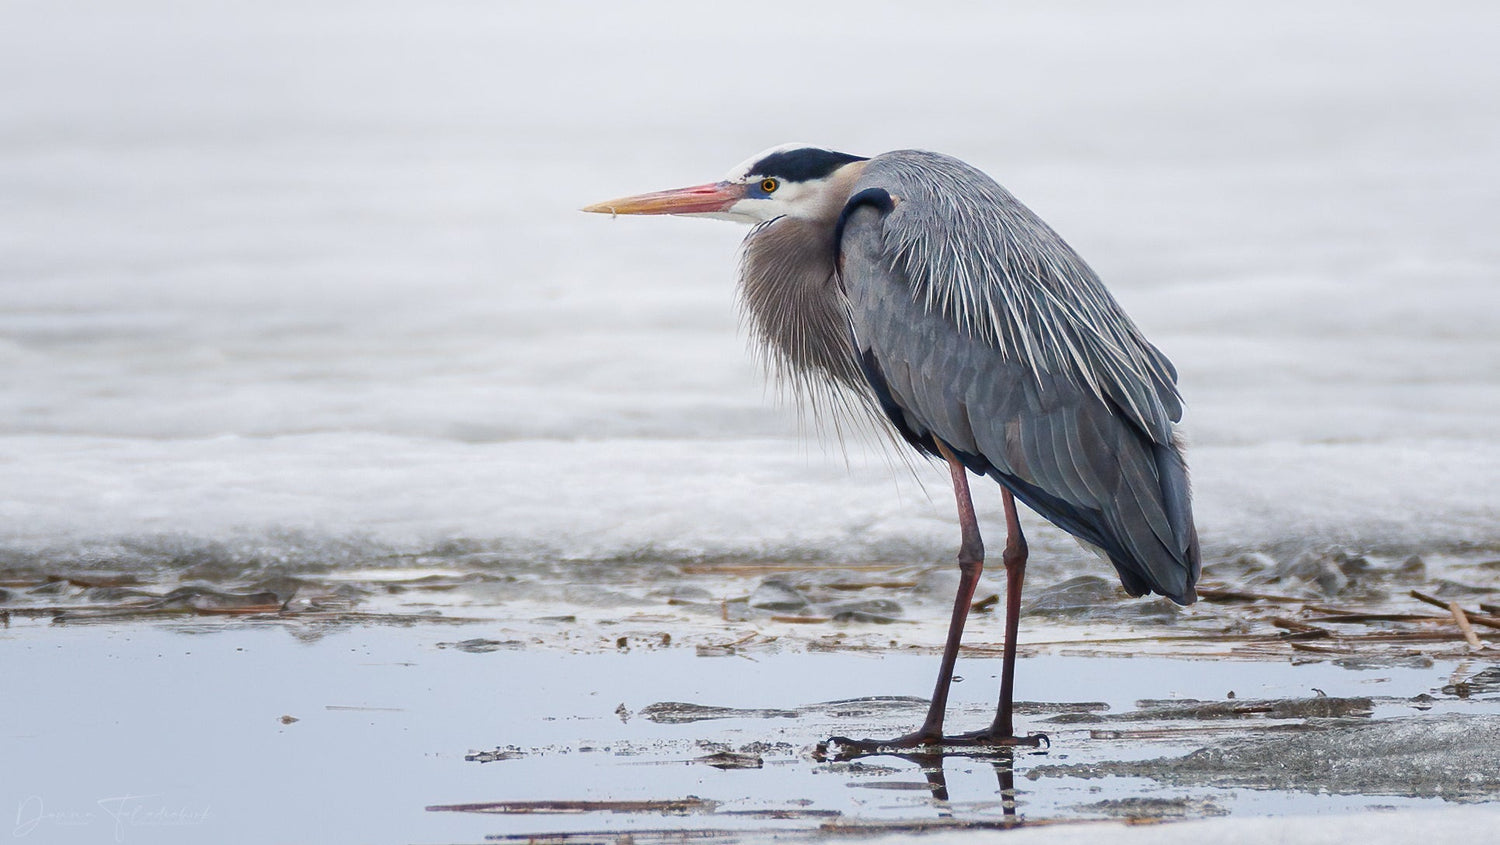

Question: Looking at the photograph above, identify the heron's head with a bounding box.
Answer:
[582,144,868,224]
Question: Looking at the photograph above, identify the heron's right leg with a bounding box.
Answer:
[819,442,981,755]
[912,442,986,739]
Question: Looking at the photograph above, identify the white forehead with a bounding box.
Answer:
[723,142,821,182]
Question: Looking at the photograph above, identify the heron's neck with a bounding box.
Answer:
[737,210,865,401]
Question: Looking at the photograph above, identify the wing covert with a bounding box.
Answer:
[858,151,1184,444]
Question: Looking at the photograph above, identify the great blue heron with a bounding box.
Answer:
[583,145,1199,752]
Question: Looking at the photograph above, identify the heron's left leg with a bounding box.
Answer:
[992,489,1033,739]
[947,489,1046,747]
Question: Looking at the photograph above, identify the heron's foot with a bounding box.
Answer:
[944,728,1050,749]
[815,730,941,761]
[815,729,1049,760]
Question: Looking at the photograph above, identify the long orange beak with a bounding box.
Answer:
[581,181,747,216]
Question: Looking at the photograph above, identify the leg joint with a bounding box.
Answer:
[1001,538,1027,570]
[958,537,985,567]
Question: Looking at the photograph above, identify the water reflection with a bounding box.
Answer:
[904,749,1021,813]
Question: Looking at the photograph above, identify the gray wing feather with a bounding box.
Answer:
[864,151,1183,445]
[838,158,1199,603]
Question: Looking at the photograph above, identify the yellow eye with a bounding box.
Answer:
[760,178,779,193]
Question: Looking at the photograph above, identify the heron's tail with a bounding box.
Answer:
[993,433,1200,606]
[1133,439,1200,604]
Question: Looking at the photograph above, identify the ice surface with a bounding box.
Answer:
[1032,714,1500,801]
[2,1,1498,575]
[878,806,1500,845]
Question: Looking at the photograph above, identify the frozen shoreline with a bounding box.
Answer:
[3,432,1497,576]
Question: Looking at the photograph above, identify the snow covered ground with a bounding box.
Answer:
[2,1,1498,571]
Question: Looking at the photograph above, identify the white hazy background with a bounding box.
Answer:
[1,0,1497,570]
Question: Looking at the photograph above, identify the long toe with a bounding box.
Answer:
[943,729,1050,749]
[816,731,942,760]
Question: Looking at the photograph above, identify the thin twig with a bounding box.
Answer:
[1304,613,1447,624]
[1270,617,1332,640]
[1289,642,1353,654]
[1468,614,1500,631]
[1410,590,1500,630]
[1410,589,1450,610]
[1448,601,1485,650]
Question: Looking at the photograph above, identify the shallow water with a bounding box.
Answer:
[5,620,1498,844]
